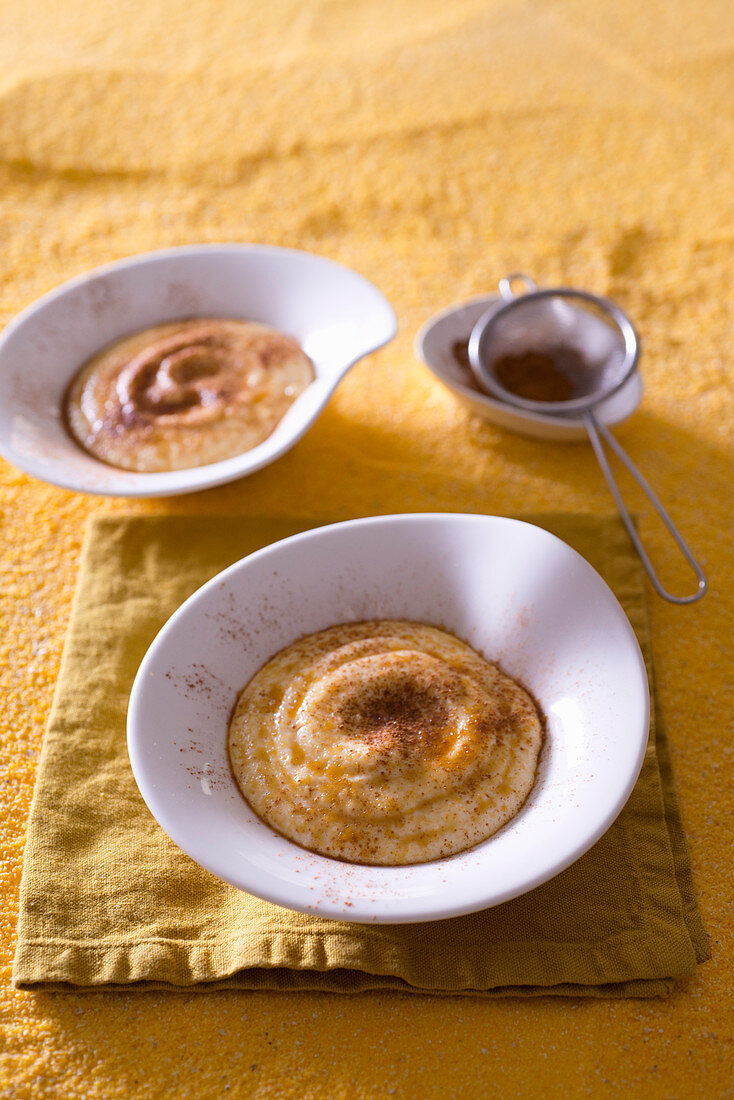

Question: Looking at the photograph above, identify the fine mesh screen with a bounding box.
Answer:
[477,293,631,408]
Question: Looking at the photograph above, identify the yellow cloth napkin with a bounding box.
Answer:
[13,513,708,996]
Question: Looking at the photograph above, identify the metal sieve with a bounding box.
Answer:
[468,274,707,604]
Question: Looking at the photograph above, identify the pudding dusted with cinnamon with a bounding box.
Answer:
[64,319,314,472]
[227,620,543,865]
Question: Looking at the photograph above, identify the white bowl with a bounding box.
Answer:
[415,296,643,441]
[127,514,649,924]
[0,245,397,497]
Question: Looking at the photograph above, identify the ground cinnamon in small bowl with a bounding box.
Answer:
[452,338,472,372]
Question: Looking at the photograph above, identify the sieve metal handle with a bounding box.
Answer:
[583,411,707,604]
[498,273,537,301]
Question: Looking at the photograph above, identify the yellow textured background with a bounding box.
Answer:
[0,1,732,1096]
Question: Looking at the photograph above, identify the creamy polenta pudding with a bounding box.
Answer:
[64,318,314,472]
[227,620,543,865]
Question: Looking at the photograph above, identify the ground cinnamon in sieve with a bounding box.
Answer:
[493,349,576,403]
[452,339,580,403]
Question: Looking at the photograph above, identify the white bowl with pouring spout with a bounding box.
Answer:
[0,245,397,497]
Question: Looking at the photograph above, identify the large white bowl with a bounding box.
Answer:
[127,514,649,923]
[0,244,396,497]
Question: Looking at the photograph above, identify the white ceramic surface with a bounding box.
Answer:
[0,245,397,497]
[127,514,650,924]
[415,296,643,441]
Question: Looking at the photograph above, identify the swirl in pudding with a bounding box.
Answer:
[227,620,543,865]
[64,319,314,472]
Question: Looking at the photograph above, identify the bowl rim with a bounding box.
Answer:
[127,512,650,923]
[0,242,397,498]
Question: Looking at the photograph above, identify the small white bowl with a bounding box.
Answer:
[127,514,649,924]
[415,296,643,441]
[0,245,397,497]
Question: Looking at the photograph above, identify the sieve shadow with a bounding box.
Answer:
[470,407,732,507]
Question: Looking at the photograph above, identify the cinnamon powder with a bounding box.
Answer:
[452,339,580,403]
[493,349,575,403]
